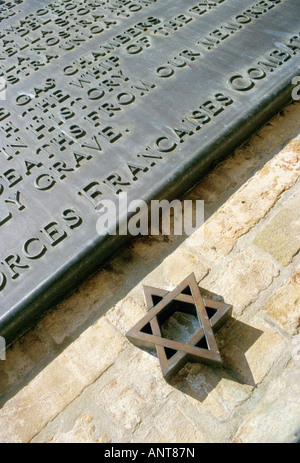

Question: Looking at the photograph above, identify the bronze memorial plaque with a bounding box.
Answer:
[0,0,299,346]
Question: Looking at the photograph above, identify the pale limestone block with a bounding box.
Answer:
[210,249,279,315]
[219,317,286,385]
[95,348,172,435]
[187,147,300,259]
[0,319,126,443]
[254,196,300,267]
[249,114,300,155]
[41,413,111,443]
[105,295,147,336]
[171,363,252,420]
[232,356,300,443]
[41,269,123,344]
[262,269,300,335]
[190,146,259,205]
[162,248,209,285]
[132,399,206,443]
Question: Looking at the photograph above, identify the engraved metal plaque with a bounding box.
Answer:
[0,0,299,346]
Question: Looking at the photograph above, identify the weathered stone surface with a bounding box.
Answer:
[0,319,126,443]
[41,269,123,344]
[209,249,280,315]
[170,362,252,421]
[0,329,50,395]
[130,236,170,261]
[249,103,300,156]
[94,347,172,436]
[218,317,287,386]
[132,396,206,443]
[190,146,259,206]
[162,249,209,286]
[254,195,300,267]
[232,355,300,443]
[262,269,300,335]
[105,295,147,336]
[42,413,109,444]
[187,144,300,259]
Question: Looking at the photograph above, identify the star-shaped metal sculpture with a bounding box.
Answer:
[126,273,232,382]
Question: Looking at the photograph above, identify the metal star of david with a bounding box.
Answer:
[126,273,232,382]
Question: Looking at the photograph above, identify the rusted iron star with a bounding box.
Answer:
[126,273,232,382]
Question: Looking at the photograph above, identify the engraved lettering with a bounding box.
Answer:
[22,238,47,260]
[0,205,12,226]
[5,191,25,211]
[34,173,56,190]
[2,254,29,279]
[41,221,67,246]
[0,271,6,291]
[155,137,177,153]
[104,174,131,194]
[78,181,103,207]
[62,208,83,229]
[1,168,22,187]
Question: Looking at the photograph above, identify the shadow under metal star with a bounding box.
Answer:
[126,273,232,382]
